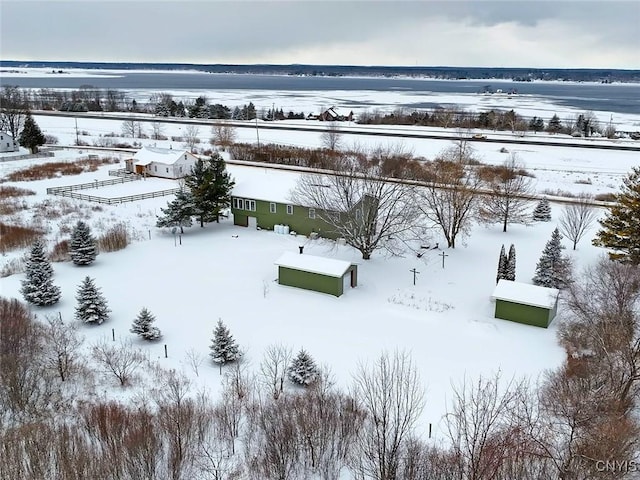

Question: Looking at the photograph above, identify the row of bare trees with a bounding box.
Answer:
[292,140,599,259]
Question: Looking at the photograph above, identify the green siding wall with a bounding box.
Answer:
[495,300,553,328]
[232,198,338,238]
[278,266,343,297]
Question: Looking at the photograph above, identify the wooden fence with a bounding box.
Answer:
[46,174,179,204]
[48,188,181,205]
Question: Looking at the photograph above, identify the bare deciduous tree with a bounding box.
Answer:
[92,339,144,387]
[151,121,166,140]
[445,372,532,480]
[210,123,237,151]
[121,118,144,139]
[479,154,534,232]
[292,148,425,259]
[320,122,343,151]
[41,315,83,382]
[0,85,28,139]
[558,194,599,250]
[350,350,425,480]
[418,140,482,248]
[183,124,201,152]
[259,344,292,400]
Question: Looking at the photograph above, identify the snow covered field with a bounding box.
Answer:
[0,97,636,442]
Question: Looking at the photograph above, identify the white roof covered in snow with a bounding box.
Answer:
[492,280,559,309]
[229,164,306,204]
[275,251,352,278]
[133,146,191,166]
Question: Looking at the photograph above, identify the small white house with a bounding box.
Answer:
[0,132,19,153]
[125,147,198,179]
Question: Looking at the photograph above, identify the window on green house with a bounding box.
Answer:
[246,200,256,211]
[286,205,294,215]
[309,208,316,219]
[270,202,277,213]
[232,198,244,210]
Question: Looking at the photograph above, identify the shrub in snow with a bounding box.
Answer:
[20,239,61,306]
[209,318,241,374]
[70,220,98,265]
[532,198,552,221]
[75,276,110,324]
[130,307,162,340]
[288,349,320,386]
[532,228,571,289]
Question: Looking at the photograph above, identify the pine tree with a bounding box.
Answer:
[20,239,62,306]
[156,188,194,233]
[130,307,161,340]
[18,112,46,153]
[505,244,516,281]
[69,220,98,265]
[532,198,552,222]
[209,319,241,374]
[593,167,640,264]
[75,276,110,324]
[547,114,562,134]
[288,349,320,386]
[184,154,235,227]
[496,244,507,284]
[532,228,571,289]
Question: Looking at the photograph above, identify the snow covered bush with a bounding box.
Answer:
[210,318,241,374]
[130,307,162,340]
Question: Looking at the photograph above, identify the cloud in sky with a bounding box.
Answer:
[1,0,639,68]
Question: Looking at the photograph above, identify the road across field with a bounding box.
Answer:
[33,110,640,152]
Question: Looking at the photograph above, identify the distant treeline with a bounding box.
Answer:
[2,60,640,83]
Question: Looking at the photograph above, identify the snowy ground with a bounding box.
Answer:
[0,95,635,441]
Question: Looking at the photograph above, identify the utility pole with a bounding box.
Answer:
[75,117,79,145]
[255,115,260,148]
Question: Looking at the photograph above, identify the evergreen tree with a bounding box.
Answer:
[547,114,563,134]
[130,307,161,340]
[209,319,241,374]
[593,167,640,264]
[18,112,46,153]
[532,228,571,289]
[156,188,194,233]
[75,276,110,324]
[288,349,320,386]
[184,154,235,227]
[532,198,552,222]
[69,220,98,265]
[21,239,62,306]
[496,244,507,284]
[505,244,516,281]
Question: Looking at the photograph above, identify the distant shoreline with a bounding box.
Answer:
[1,60,639,84]
[2,68,640,86]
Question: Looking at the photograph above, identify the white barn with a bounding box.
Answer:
[0,132,19,153]
[126,147,198,179]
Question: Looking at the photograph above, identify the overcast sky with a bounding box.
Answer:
[1,0,639,69]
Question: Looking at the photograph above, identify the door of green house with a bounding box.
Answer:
[248,216,257,229]
[343,272,350,294]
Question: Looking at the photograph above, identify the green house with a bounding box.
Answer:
[275,251,358,297]
[229,165,379,240]
[230,166,338,238]
[492,280,559,328]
